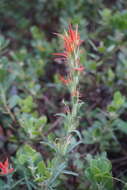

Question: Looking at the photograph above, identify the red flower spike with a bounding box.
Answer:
[73,66,84,72]
[53,25,82,59]
[0,158,14,175]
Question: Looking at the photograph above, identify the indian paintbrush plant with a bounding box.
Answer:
[53,24,84,149]
[39,24,85,189]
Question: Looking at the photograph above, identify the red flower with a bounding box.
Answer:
[53,25,82,58]
[59,75,71,85]
[0,158,14,175]
[64,25,81,54]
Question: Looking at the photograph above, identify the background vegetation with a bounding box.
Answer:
[1,0,127,189]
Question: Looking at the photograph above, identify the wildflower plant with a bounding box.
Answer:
[54,25,84,133]
[53,25,84,153]
[28,25,85,187]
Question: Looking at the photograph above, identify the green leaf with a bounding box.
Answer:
[16,144,41,165]
[37,161,46,176]
[49,162,66,185]
[19,96,36,113]
[111,10,127,31]
[8,95,20,108]
[30,26,44,40]
[85,153,113,190]
[114,119,127,134]
[62,170,78,176]
[107,91,125,112]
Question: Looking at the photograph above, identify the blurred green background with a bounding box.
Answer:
[1,0,127,189]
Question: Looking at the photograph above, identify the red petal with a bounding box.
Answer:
[9,168,14,173]
[52,52,67,57]
[73,66,84,72]
[4,158,9,168]
[68,24,75,41]
[0,162,4,169]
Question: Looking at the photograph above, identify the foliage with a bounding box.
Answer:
[85,153,113,190]
[0,0,127,189]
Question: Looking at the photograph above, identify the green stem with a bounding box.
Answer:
[1,89,16,122]
[6,175,12,190]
